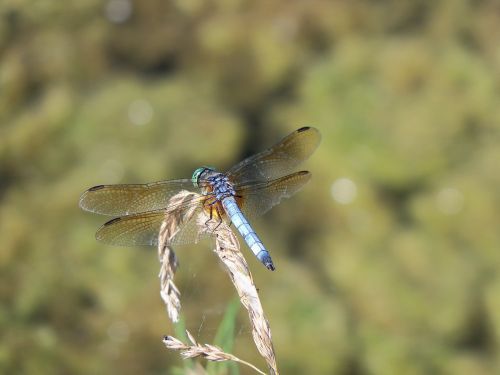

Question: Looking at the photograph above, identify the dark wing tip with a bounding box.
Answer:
[88,185,105,191]
[79,186,105,210]
[103,217,122,226]
[297,170,311,176]
[96,218,121,243]
[297,125,320,134]
[296,126,321,145]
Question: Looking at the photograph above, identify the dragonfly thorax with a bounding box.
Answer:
[209,174,236,201]
[193,167,236,201]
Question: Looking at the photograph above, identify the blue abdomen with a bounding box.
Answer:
[221,197,275,271]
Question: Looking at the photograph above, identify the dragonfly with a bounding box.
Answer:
[79,126,321,271]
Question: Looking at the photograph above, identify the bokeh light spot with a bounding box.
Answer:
[331,178,357,205]
[128,99,153,126]
[105,0,132,24]
[436,187,464,215]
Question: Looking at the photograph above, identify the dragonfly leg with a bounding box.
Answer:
[211,205,224,232]
[205,204,224,233]
[203,196,224,232]
[204,199,215,226]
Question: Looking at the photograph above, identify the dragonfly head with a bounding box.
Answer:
[192,166,215,187]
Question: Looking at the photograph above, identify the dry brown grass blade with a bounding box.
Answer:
[159,191,279,374]
[158,191,200,323]
[163,331,266,375]
[199,215,279,375]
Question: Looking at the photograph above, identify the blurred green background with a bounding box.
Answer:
[2,1,500,374]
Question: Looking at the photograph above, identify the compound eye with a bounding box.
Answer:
[191,167,206,187]
[191,166,216,187]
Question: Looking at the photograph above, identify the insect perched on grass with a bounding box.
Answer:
[80,127,321,271]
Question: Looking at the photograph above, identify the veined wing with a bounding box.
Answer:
[96,211,166,246]
[227,127,320,185]
[95,194,211,247]
[93,172,311,247]
[79,179,205,216]
[236,171,312,219]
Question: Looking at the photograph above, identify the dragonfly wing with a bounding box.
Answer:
[79,179,200,216]
[96,207,212,247]
[227,127,320,185]
[96,211,166,246]
[236,171,311,219]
